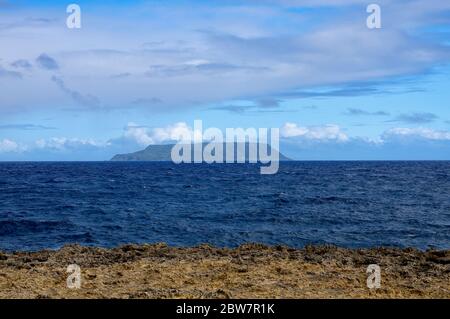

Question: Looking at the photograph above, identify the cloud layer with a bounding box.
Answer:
[2,121,450,161]
[0,1,449,113]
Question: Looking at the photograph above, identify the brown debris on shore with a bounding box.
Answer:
[0,244,449,299]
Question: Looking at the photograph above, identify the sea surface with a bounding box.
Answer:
[0,161,449,251]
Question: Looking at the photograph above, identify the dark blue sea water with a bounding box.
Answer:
[0,161,449,251]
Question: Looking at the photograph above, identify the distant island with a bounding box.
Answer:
[111,143,291,161]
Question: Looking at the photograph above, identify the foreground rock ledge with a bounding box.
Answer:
[0,244,449,299]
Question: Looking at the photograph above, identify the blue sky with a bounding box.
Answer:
[0,0,450,160]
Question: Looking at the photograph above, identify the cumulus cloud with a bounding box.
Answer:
[281,122,450,145]
[382,127,450,141]
[2,121,450,160]
[0,122,198,157]
[151,122,200,143]
[280,124,450,160]
[0,139,20,153]
[118,122,200,146]
[35,137,107,151]
[121,123,155,146]
[281,122,349,142]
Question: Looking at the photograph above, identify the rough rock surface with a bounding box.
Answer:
[0,244,448,299]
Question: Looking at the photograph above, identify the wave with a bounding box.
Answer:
[0,219,73,236]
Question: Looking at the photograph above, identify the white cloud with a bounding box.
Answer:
[281,123,450,144]
[382,127,450,141]
[2,122,450,160]
[123,122,201,146]
[5,124,450,156]
[281,122,349,142]
[35,137,107,151]
[0,139,21,153]
[123,123,155,146]
[152,122,201,143]
[0,1,449,113]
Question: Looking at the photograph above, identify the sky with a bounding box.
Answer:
[0,0,450,160]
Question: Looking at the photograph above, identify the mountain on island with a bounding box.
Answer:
[110,143,291,161]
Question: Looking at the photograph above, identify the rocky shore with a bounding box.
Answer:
[0,244,449,299]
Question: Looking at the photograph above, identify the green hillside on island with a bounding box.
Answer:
[111,143,291,161]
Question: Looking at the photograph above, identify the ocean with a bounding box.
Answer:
[0,161,449,251]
